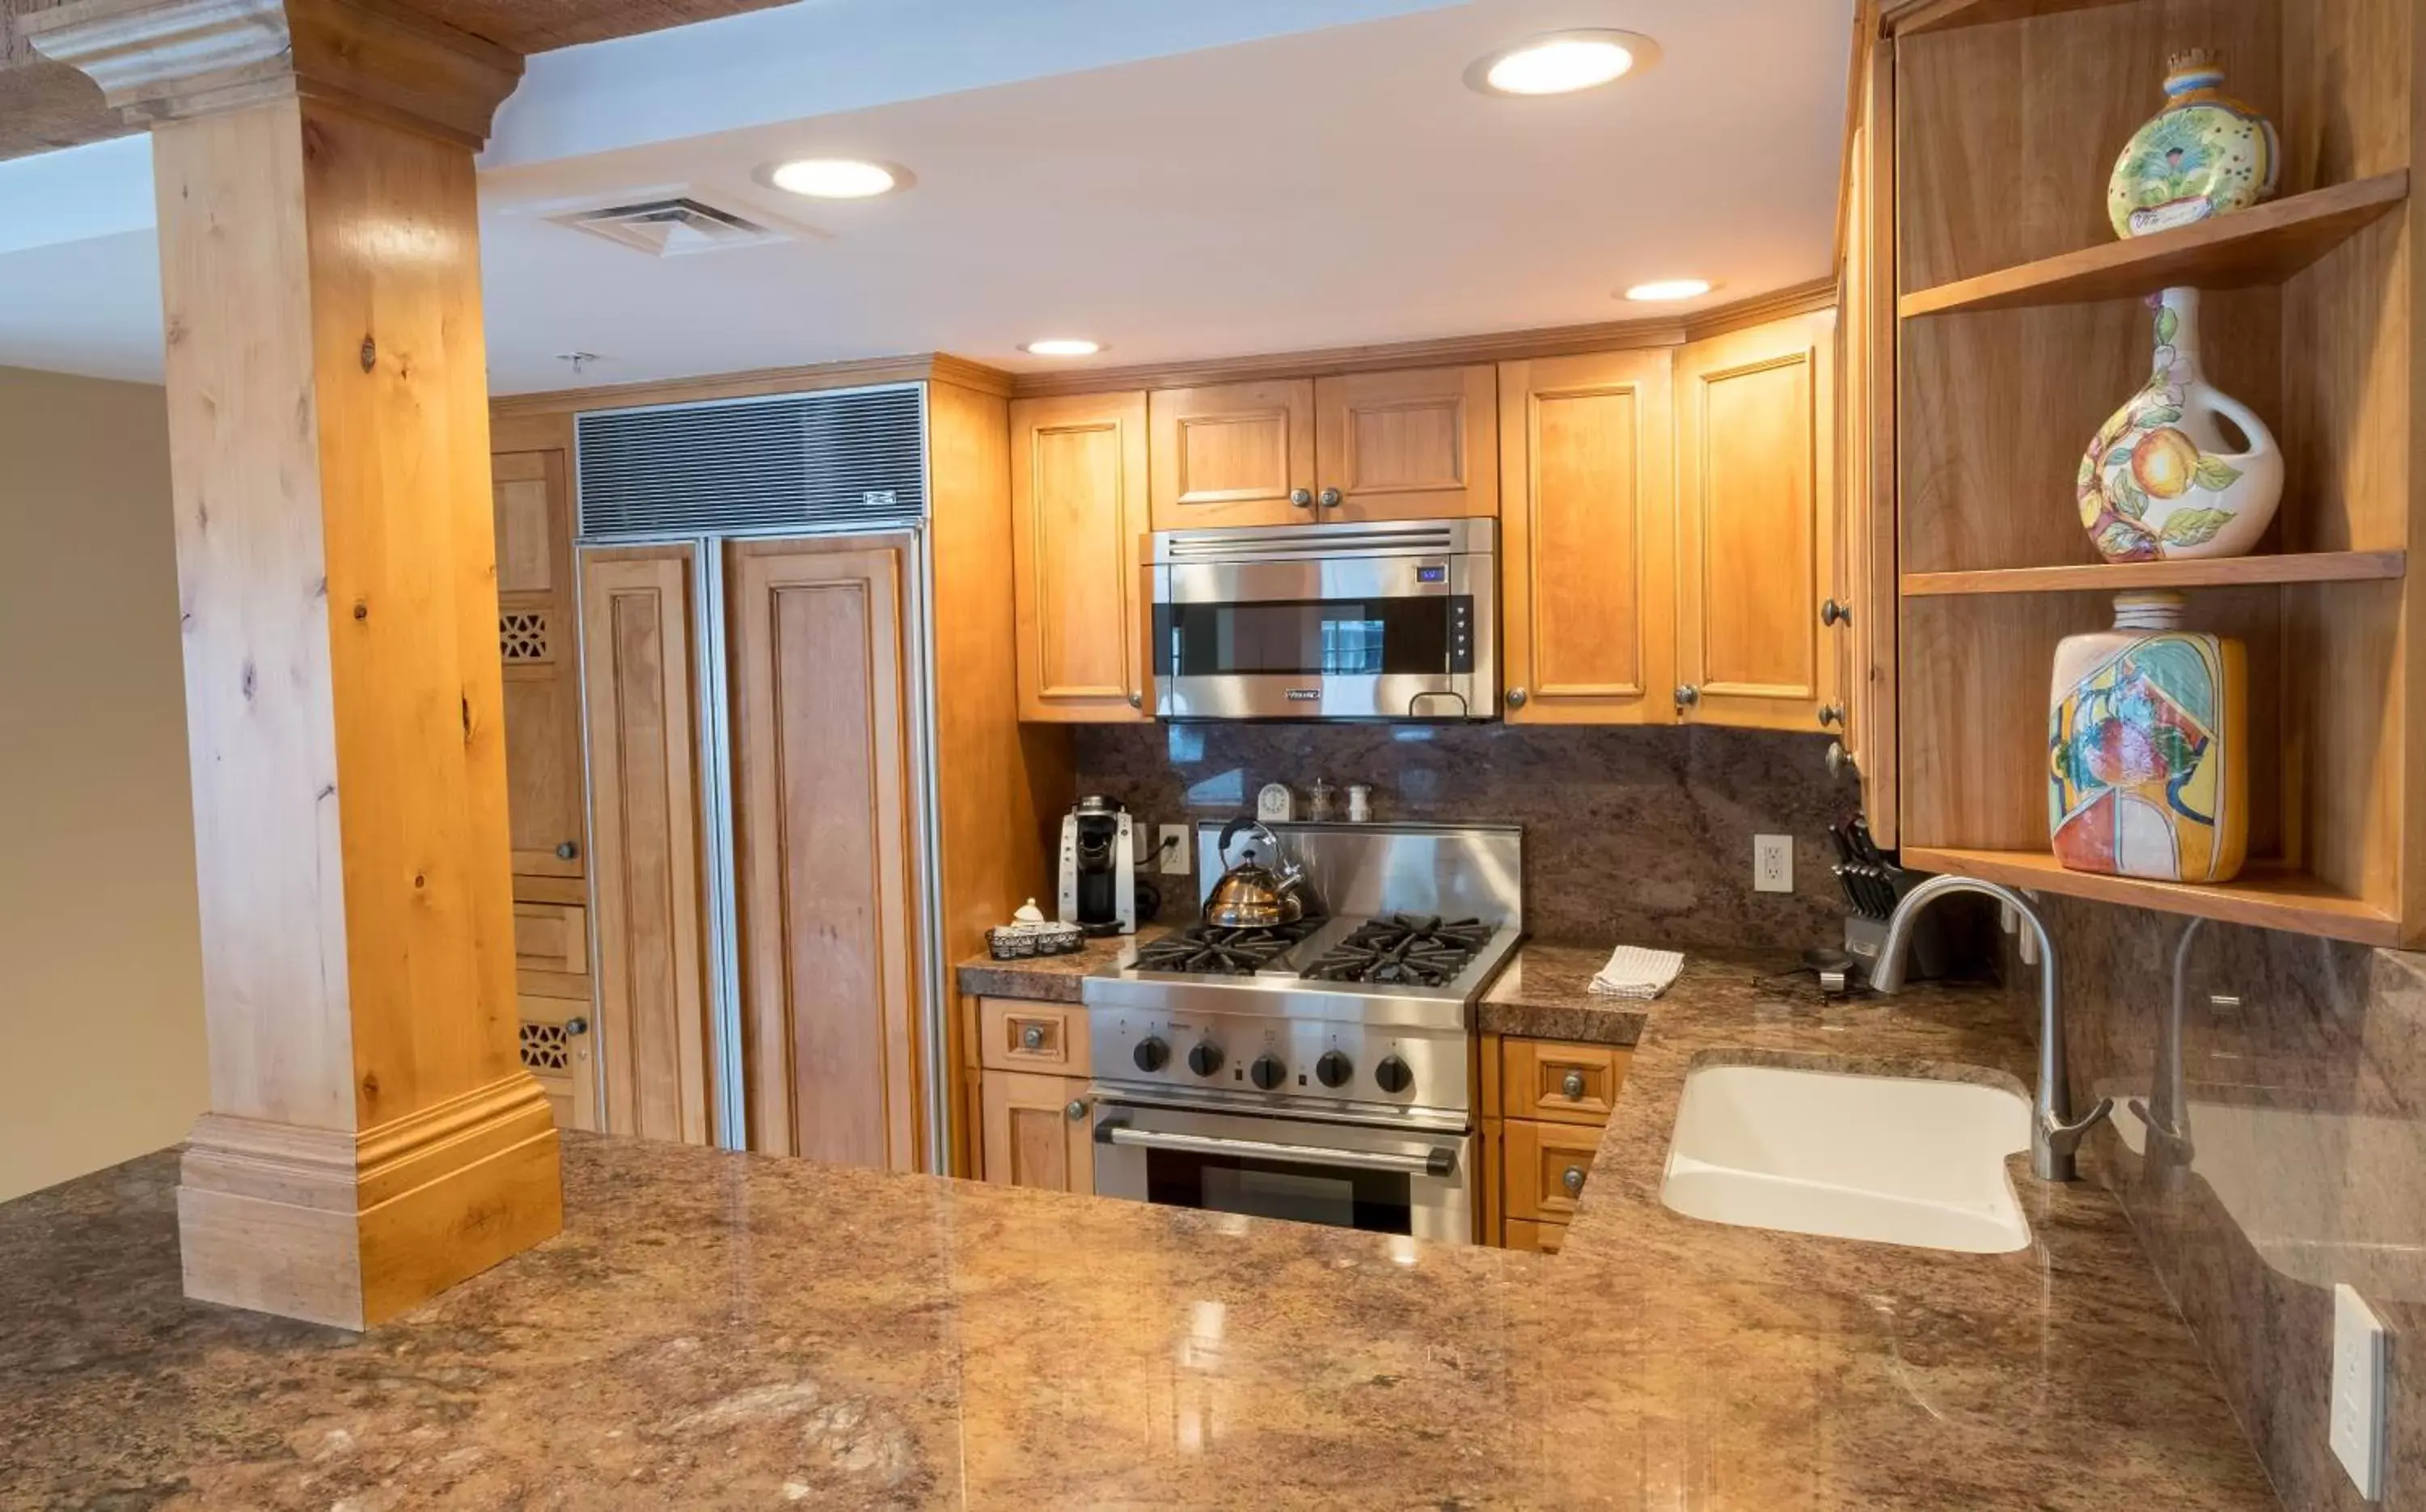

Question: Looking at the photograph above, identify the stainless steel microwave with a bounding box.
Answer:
[1149,518,1495,720]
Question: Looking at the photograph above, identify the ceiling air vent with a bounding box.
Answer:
[552,195,787,257]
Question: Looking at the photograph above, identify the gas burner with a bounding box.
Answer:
[1300,915,1494,987]
[1133,920,1321,976]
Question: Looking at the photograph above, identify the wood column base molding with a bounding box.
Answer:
[177,1075,561,1330]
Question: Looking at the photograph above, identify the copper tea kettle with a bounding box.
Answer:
[1203,818,1323,929]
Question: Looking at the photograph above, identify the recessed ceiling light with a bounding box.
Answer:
[1467,30,1660,97]
[1624,278,1714,302]
[1021,338,1103,357]
[763,158,902,199]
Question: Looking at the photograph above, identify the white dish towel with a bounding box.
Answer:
[1588,945,1684,999]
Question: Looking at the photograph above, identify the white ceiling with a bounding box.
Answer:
[0,0,1853,395]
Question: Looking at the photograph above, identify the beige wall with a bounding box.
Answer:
[0,365,206,1201]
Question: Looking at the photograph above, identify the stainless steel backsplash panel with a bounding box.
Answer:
[1194,821,1523,931]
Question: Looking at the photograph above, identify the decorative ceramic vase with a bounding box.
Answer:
[2107,50,2278,237]
[2077,287,2282,562]
[2048,592,2247,884]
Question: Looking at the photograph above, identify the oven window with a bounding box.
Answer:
[1158,598,1466,678]
[1143,1147,1414,1235]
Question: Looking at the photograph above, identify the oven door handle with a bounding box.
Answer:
[1095,1119,1457,1178]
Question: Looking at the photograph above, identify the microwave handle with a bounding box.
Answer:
[1096,1119,1456,1178]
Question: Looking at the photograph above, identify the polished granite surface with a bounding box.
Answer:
[6,956,2276,1509]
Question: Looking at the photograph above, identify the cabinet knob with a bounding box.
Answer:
[1561,1070,1586,1100]
[564,1016,590,1036]
[1506,686,1528,708]
[1020,1023,1047,1051]
[1674,684,1701,708]
[1561,1165,1587,1196]
[1826,741,1860,780]
[1289,488,1315,509]
[1317,487,1342,509]
[1818,703,1845,729]
[556,840,581,861]
[1065,1099,1088,1121]
[1821,598,1852,627]
[1127,690,1143,709]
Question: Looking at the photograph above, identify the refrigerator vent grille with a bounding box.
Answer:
[576,384,928,540]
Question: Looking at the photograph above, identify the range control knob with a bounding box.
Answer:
[1133,1036,1169,1074]
[1187,1041,1224,1078]
[1314,1050,1354,1088]
[1373,1054,1414,1095]
[1249,1054,1287,1091]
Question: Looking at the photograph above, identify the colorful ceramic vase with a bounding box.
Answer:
[2048,592,2247,884]
[2107,50,2278,237]
[2077,287,2282,562]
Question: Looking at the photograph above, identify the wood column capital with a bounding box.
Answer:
[22,0,521,148]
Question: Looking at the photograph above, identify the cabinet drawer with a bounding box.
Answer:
[1503,1117,1603,1223]
[978,998,1091,1076]
[514,902,588,977]
[1500,1038,1630,1125]
[1504,1217,1568,1255]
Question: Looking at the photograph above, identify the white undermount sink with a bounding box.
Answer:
[1660,1063,2033,1254]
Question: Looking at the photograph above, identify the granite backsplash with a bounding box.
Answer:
[2007,893,2426,1511]
[1069,722,1853,950]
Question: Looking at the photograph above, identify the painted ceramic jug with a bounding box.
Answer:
[2048,592,2247,884]
[2077,286,2281,561]
[2107,50,2278,237]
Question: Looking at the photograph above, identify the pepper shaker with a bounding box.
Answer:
[1346,783,1374,823]
[1305,778,1337,821]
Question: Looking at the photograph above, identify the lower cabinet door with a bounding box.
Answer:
[979,1069,1095,1195]
[1503,1218,1568,1255]
[515,992,600,1133]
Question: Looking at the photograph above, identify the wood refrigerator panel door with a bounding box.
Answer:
[726,538,921,1172]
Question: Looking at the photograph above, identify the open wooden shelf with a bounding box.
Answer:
[1898,847,2403,945]
[1903,550,2407,596]
[1899,172,2409,318]
[1889,0,2136,35]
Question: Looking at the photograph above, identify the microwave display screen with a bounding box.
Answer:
[1159,597,1475,677]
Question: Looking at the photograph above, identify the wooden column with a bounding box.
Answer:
[27,0,558,1329]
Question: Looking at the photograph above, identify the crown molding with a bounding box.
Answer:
[1679,277,1841,342]
[23,0,522,149]
[488,351,1015,420]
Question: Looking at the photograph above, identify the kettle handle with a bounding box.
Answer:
[1218,816,1276,868]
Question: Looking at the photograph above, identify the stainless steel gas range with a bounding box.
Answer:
[1080,821,1522,1244]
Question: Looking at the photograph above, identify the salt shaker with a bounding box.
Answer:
[1345,783,1374,823]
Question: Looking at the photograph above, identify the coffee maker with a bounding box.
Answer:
[1058,796,1137,936]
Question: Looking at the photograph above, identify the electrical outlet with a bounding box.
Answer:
[2333,1283,2389,1501]
[1753,834,1793,893]
[1158,823,1192,876]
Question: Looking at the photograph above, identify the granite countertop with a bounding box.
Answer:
[954,927,1161,1003]
[3,947,2276,1510]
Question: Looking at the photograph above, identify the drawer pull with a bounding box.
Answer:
[1065,1099,1088,1121]
[1560,1071,1585,1100]
[1020,1023,1047,1051]
[1561,1164,1586,1196]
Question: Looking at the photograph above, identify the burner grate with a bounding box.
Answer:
[1300,915,1492,987]
[1134,920,1320,976]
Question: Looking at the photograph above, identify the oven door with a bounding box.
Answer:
[1151,527,1494,720]
[1091,1096,1473,1244]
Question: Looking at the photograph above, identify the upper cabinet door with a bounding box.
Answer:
[492,448,586,878]
[1674,310,1840,732]
[1497,350,1676,724]
[1147,378,1316,531]
[579,545,714,1147]
[1011,391,1152,721]
[1313,365,1499,522]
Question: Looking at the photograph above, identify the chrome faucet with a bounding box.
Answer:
[1868,874,2113,1182]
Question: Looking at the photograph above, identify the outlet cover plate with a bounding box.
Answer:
[2332,1282,2388,1501]
[1158,823,1191,876]
[1753,834,1793,893]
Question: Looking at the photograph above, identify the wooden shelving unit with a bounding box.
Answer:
[1900,173,2409,317]
[1902,550,2407,595]
[1884,0,2421,946]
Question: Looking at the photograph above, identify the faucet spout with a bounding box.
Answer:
[1868,873,2111,1182]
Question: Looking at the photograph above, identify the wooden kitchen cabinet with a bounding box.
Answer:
[1010,391,1152,721]
[1480,1032,1629,1249]
[978,1067,1096,1194]
[1496,348,1676,724]
[492,446,588,881]
[1147,378,1315,530]
[1312,365,1498,522]
[1672,309,1840,731]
